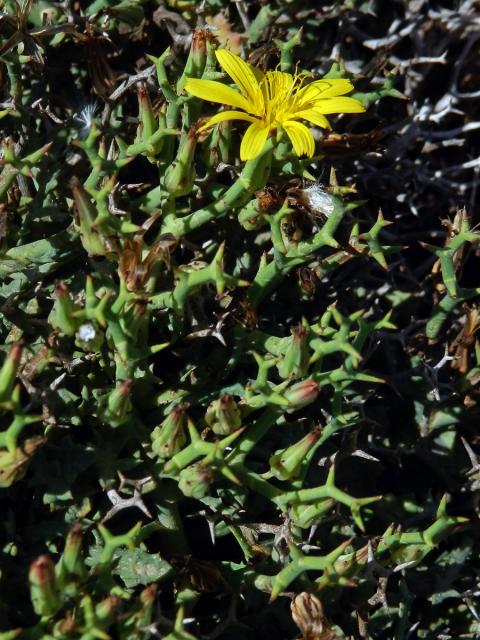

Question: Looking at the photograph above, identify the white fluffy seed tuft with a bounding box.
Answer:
[300,184,335,217]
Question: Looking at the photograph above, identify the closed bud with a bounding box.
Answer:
[163,126,197,197]
[105,380,133,427]
[54,614,77,636]
[134,584,158,627]
[277,323,309,380]
[2,138,17,165]
[205,393,242,436]
[49,283,80,336]
[190,29,208,77]
[178,463,213,499]
[131,299,150,344]
[141,583,158,606]
[59,523,87,580]
[95,595,121,623]
[136,84,157,146]
[284,379,320,409]
[151,403,188,460]
[29,555,61,617]
[269,428,322,480]
[177,29,208,95]
[72,180,110,257]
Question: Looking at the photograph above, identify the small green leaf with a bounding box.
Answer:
[116,549,173,588]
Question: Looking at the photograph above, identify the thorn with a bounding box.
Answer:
[351,449,380,462]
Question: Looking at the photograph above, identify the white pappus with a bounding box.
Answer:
[74,101,99,137]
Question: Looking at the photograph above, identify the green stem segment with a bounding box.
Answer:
[161,139,274,237]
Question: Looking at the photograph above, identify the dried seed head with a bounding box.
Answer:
[298,184,335,218]
[291,592,341,640]
[77,323,96,342]
[256,187,282,212]
[297,267,319,297]
[75,322,104,353]
[75,102,98,138]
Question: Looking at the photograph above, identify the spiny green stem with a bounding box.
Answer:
[160,139,274,237]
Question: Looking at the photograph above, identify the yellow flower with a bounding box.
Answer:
[185,49,366,162]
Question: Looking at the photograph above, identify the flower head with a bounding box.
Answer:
[185,49,366,161]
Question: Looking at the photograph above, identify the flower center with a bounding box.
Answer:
[259,69,305,128]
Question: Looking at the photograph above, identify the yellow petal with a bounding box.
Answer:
[296,79,355,106]
[312,96,366,114]
[185,78,251,112]
[250,64,265,85]
[294,109,331,130]
[263,70,293,100]
[282,120,315,157]
[215,49,264,115]
[198,110,258,132]
[240,122,270,161]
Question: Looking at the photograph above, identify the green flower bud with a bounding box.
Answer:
[95,596,121,623]
[177,29,209,96]
[141,583,158,606]
[178,463,213,499]
[284,379,320,410]
[163,126,197,197]
[54,616,77,637]
[29,555,61,617]
[137,584,158,627]
[151,403,188,460]
[105,380,133,427]
[136,84,158,148]
[190,29,208,78]
[1,138,16,165]
[277,323,309,380]
[58,523,87,582]
[205,393,242,436]
[72,180,111,257]
[269,428,322,480]
[49,283,81,336]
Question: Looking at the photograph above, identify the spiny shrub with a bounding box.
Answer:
[0,1,479,638]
